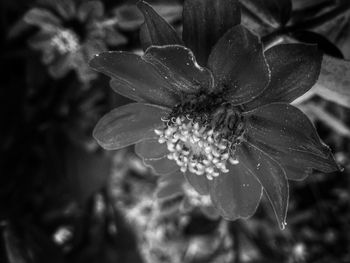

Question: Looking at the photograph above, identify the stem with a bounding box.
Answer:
[229,221,240,263]
[291,0,335,21]
[262,2,350,44]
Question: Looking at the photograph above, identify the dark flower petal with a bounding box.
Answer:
[237,142,288,229]
[77,1,104,21]
[90,51,181,107]
[118,2,182,31]
[244,44,323,111]
[135,139,168,160]
[93,103,170,150]
[144,157,179,175]
[24,8,61,27]
[209,162,263,220]
[137,1,183,51]
[182,0,240,66]
[184,171,210,195]
[244,103,339,180]
[144,45,214,93]
[207,25,270,105]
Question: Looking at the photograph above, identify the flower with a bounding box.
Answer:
[24,0,127,83]
[90,0,339,228]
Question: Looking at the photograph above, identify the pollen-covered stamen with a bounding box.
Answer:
[51,29,80,54]
[155,114,242,180]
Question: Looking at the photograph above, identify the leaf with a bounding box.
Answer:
[312,55,350,108]
[240,0,292,27]
[291,30,343,58]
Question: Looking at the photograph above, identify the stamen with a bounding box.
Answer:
[154,115,242,180]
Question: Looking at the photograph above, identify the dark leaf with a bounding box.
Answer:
[312,55,350,108]
[240,0,292,26]
[291,30,343,58]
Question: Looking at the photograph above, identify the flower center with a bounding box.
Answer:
[51,29,80,54]
[155,95,245,180]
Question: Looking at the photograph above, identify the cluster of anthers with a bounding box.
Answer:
[51,29,80,54]
[155,115,240,180]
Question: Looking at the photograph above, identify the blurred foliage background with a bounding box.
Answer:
[0,0,349,262]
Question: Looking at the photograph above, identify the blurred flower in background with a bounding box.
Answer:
[21,0,183,84]
[23,0,127,83]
